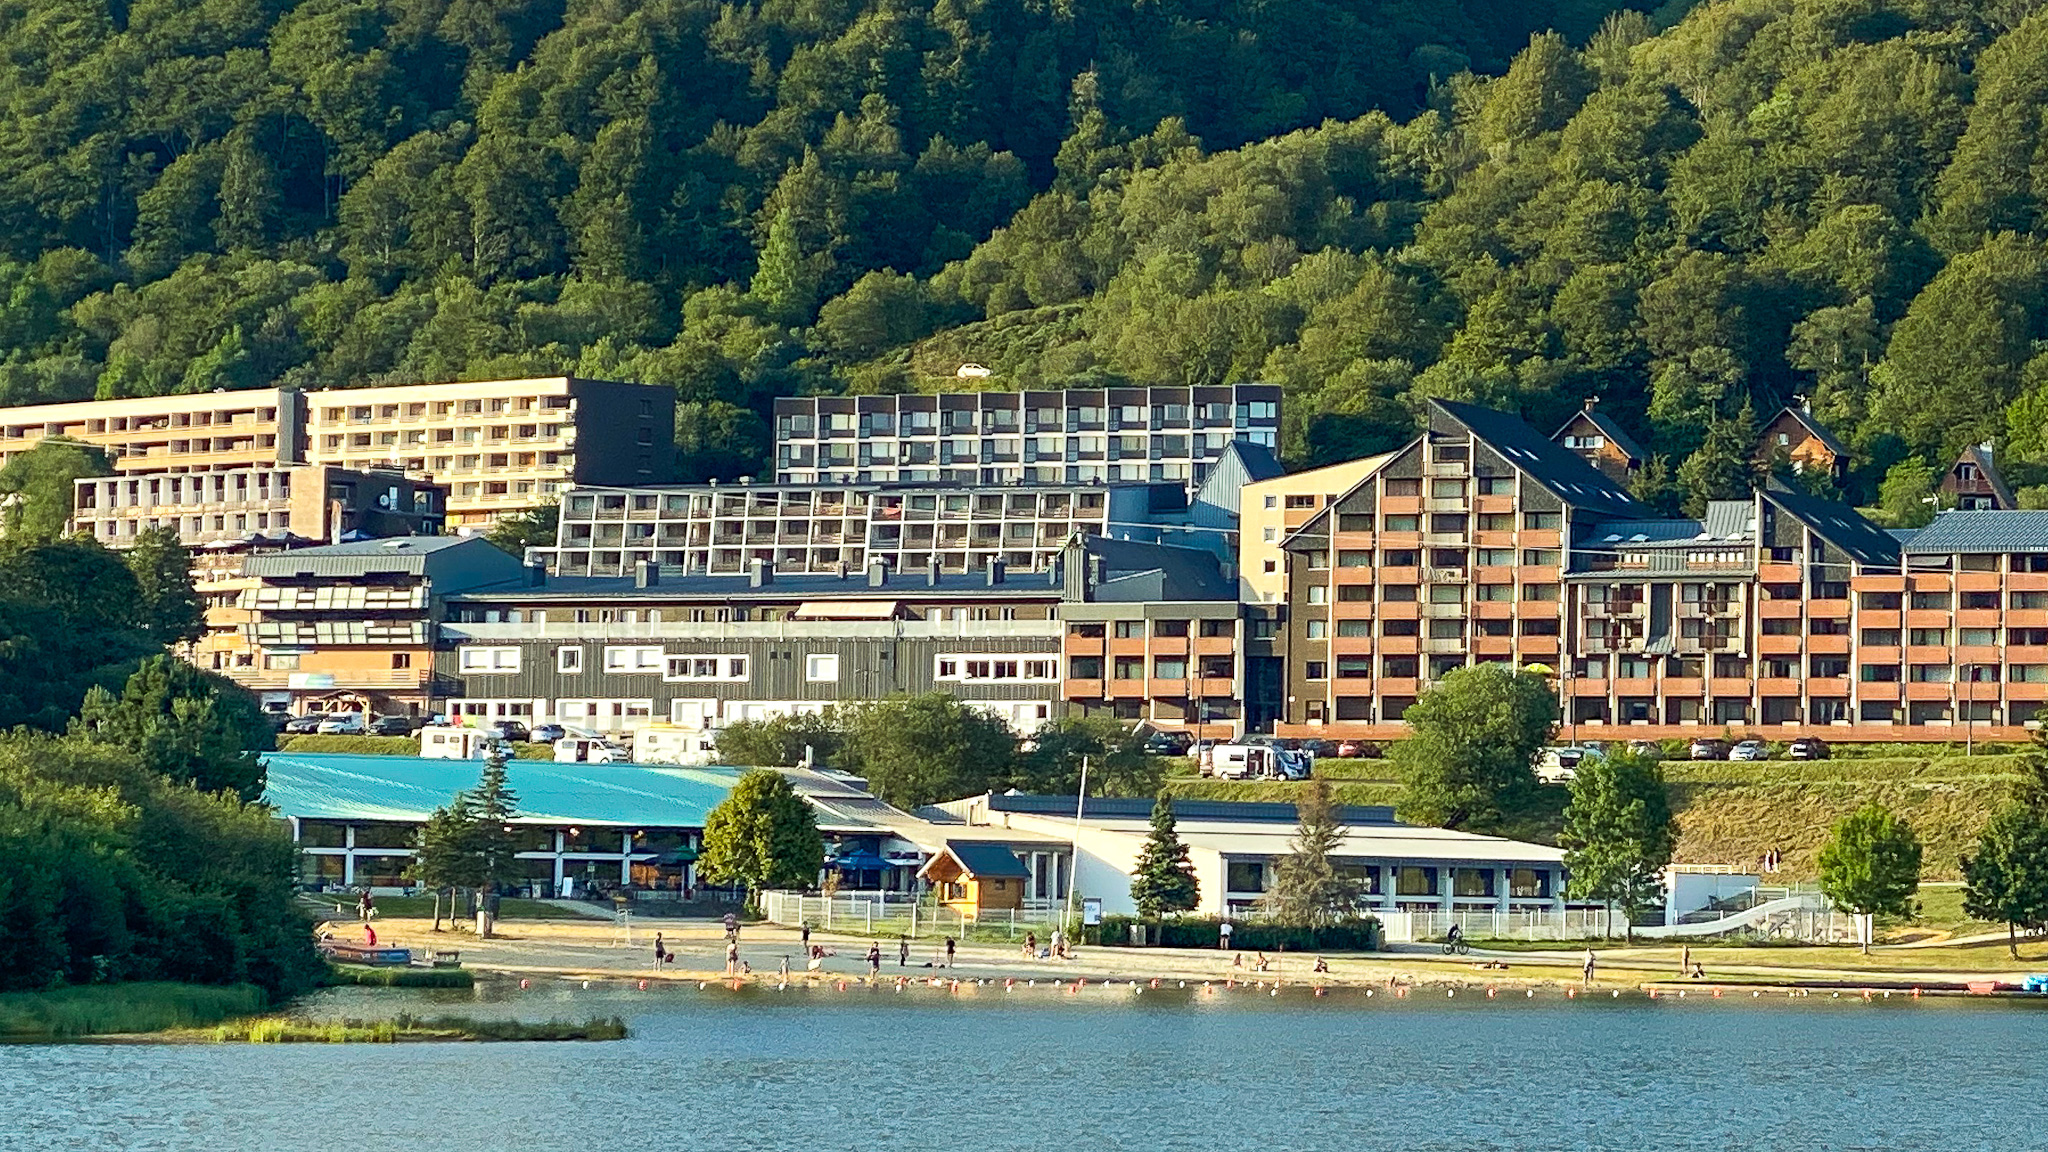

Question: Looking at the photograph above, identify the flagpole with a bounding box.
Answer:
[1065,756,1088,931]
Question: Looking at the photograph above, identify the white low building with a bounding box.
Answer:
[931,794,1569,924]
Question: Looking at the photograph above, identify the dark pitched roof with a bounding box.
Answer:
[986,793,1397,826]
[1903,510,2048,554]
[1954,444,2018,509]
[940,840,1030,878]
[1552,407,1645,464]
[1222,438,1285,482]
[1764,484,1900,568]
[1768,407,1848,458]
[1431,399,1642,519]
[1076,534,1235,602]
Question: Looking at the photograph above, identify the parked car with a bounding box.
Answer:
[530,724,568,744]
[1689,738,1732,760]
[1729,739,1770,761]
[1787,736,1831,761]
[1626,739,1663,758]
[1336,740,1384,759]
[281,714,324,735]
[368,714,419,736]
[483,720,530,743]
[1298,739,1338,759]
[316,712,367,735]
[1536,746,1602,783]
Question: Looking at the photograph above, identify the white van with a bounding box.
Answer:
[554,735,629,764]
[1204,743,1312,781]
[418,725,501,759]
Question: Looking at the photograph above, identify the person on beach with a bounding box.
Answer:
[1313,956,1329,974]
[1582,948,1596,984]
[1023,932,1037,959]
[364,923,377,946]
[899,934,910,967]
[723,912,738,942]
[654,932,668,966]
[1679,944,1690,977]
[358,890,374,922]
[801,922,811,950]
[1232,952,1244,970]
[726,939,740,977]
[866,941,882,976]
[1219,920,1233,950]
[778,955,790,980]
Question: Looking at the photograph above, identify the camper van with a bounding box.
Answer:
[418,725,504,760]
[554,735,630,764]
[633,724,721,766]
[1201,743,1313,781]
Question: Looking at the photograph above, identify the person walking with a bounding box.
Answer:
[654,932,668,967]
[1219,919,1233,950]
[1582,947,1596,985]
[800,921,812,953]
[358,890,374,923]
[898,934,910,967]
[866,941,882,976]
[723,912,738,942]
[944,936,956,969]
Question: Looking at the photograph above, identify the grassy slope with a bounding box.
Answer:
[1162,754,2022,882]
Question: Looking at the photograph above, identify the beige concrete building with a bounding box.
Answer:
[0,390,301,475]
[74,464,445,548]
[1238,453,1395,605]
[302,377,673,527]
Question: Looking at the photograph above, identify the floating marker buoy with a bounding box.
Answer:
[581,981,590,990]
[1151,979,1160,988]
[1447,989,1454,998]
[1271,988,1279,997]
[699,982,706,990]
[1712,988,1721,998]
[519,979,529,990]
[777,983,786,991]
[1566,988,1575,998]
[1366,989,1373,998]
[1752,991,1760,998]
[1315,988,1326,997]
[1487,987,1496,999]
[638,980,648,990]
[836,981,846,991]
[1611,990,1619,999]
[1178,981,1186,989]
[1526,989,1534,998]
[1028,980,1036,987]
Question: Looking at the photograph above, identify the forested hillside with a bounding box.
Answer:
[2,0,2046,505]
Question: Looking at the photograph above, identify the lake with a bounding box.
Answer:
[6,982,2043,1151]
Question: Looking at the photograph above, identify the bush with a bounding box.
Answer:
[277,735,421,756]
[325,963,474,988]
[1095,914,1381,951]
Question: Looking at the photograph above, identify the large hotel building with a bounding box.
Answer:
[0,376,671,538]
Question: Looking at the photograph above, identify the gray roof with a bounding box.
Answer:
[938,840,1031,878]
[241,535,528,591]
[1765,485,1900,567]
[1433,400,1643,519]
[1191,439,1285,519]
[1584,518,1715,547]
[1077,535,1236,602]
[1552,407,1645,464]
[1701,500,1756,540]
[1903,510,2048,554]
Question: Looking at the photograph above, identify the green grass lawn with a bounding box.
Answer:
[0,982,267,1039]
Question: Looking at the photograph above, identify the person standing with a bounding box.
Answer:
[726,939,740,977]
[1219,919,1233,950]
[1678,944,1690,978]
[866,941,882,976]
[898,934,910,967]
[1582,947,1596,985]
[801,922,812,951]
[358,890,374,923]
[723,912,738,942]
[654,932,667,967]
[944,936,956,968]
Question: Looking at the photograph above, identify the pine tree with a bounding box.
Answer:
[409,791,482,932]
[1263,779,1362,928]
[467,751,520,935]
[1128,794,1199,917]
[124,525,204,647]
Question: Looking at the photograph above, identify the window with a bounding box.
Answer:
[1307,585,1328,605]
[1860,628,1902,646]
[934,657,1059,682]
[1521,584,1560,601]
[556,646,583,673]
[664,655,749,681]
[1284,494,1316,509]
[1477,513,1514,532]
[1337,550,1372,568]
[458,647,520,672]
[1305,620,1327,639]
[1522,512,1561,530]
[1908,628,1949,646]
[1113,656,1144,679]
[391,653,411,670]
[1153,619,1190,637]
[603,646,664,673]
[1153,658,1188,679]
[1114,620,1145,639]
[1384,515,1420,532]
[1382,585,1418,602]
[1263,495,1278,509]
[1381,619,1419,637]
[805,654,841,682]
[1305,661,1328,680]
[1909,591,1951,610]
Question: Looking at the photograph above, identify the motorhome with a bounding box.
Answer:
[418,725,502,760]
[1202,743,1312,781]
[554,735,630,764]
[633,724,721,766]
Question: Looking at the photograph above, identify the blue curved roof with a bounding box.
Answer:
[261,753,750,828]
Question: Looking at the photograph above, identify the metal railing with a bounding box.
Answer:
[760,890,1068,940]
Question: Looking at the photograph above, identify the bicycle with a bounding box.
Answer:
[1442,938,1470,956]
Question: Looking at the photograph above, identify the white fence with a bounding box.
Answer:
[1378,908,1624,943]
[760,890,1068,939]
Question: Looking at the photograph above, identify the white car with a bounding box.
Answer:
[316,712,366,735]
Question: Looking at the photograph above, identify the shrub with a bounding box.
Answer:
[277,735,421,755]
[1094,914,1380,951]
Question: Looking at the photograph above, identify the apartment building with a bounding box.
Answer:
[1274,398,2048,742]
[302,376,673,526]
[74,464,443,548]
[231,536,529,716]
[771,385,1281,486]
[532,475,1234,578]
[436,559,1068,735]
[0,390,301,475]
[1058,536,1244,735]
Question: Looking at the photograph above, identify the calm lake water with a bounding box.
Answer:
[7,982,2045,1151]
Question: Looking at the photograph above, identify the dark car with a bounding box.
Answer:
[368,714,419,736]
[1336,740,1384,759]
[1788,736,1831,761]
[281,714,324,735]
[484,720,530,743]
[1298,739,1338,759]
[1689,738,1732,761]
[530,724,568,744]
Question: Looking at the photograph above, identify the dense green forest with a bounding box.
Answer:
[2,0,2046,505]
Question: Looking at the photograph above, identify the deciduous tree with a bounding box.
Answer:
[125,526,204,646]
[1962,803,2048,960]
[1395,665,1555,833]
[1818,803,1923,953]
[1559,753,1674,940]
[699,769,825,901]
[837,693,1017,809]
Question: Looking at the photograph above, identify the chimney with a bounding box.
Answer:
[525,559,547,588]
[749,557,773,588]
[634,559,658,589]
[868,559,887,588]
[1583,396,1598,413]
[1087,552,1104,589]
[836,560,848,580]
[926,557,941,587]
[985,557,1005,587]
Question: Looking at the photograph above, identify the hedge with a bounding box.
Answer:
[1095,915,1380,952]
[277,735,421,755]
